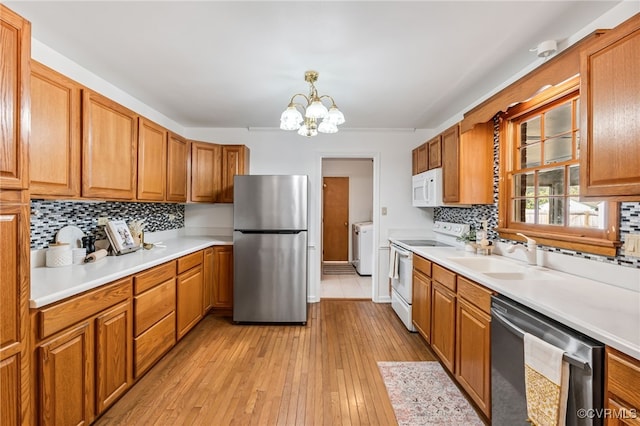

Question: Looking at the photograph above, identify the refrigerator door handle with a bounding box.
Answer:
[237,230,305,234]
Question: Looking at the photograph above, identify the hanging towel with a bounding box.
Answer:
[388,246,400,279]
[524,333,570,426]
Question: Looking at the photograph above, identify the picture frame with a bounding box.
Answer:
[106,220,140,255]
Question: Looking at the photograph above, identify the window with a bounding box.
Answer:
[498,77,619,256]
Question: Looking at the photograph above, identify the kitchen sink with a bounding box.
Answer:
[483,271,561,281]
[447,256,525,273]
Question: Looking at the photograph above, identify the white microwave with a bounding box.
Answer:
[412,168,443,207]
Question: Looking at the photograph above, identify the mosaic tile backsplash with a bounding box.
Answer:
[435,117,640,269]
[30,200,185,249]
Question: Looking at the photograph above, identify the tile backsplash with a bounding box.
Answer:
[435,116,640,269]
[30,200,185,249]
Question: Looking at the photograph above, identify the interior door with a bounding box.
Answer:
[322,177,349,261]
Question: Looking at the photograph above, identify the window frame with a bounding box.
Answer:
[497,76,620,256]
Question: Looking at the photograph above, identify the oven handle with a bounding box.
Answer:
[391,244,412,258]
[491,308,591,371]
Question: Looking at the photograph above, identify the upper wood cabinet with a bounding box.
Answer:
[190,141,221,203]
[428,136,442,169]
[137,117,167,201]
[220,145,250,203]
[580,13,640,201]
[0,191,30,426]
[412,143,428,175]
[442,122,493,204]
[0,5,30,190]
[30,61,81,198]
[166,133,188,202]
[82,90,138,200]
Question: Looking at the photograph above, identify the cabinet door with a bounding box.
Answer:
[203,247,214,313]
[428,136,442,169]
[413,143,428,175]
[30,61,81,197]
[580,14,640,200]
[95,301,132,414]
[82,90,138,199]
[431,281,456,372]
[412,270,431,343]
[213,245,234,310]
[137,117,167,201]
[0,5,30,190]
[606,398,640,426]
[190,141,220,203]
[0,196,30,425]
[166,133,188,202]
[220,145,249,203]
[458,122,493,204]
[176,265,203,339]
[441,124,460,203]
[39,322,93,426]
[456,298,491,418]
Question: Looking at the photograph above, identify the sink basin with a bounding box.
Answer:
[483,271,561,281]
[447,256,525,273]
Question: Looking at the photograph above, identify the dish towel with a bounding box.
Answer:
[388,246,400,279]
[524,333,570,426]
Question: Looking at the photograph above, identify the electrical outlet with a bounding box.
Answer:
[168,214,176,221]
[97,217,108,226]
[623,234,640,258]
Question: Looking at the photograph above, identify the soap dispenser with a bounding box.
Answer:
[475,220,487,245]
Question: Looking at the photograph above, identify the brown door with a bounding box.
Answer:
[322,177,349,261]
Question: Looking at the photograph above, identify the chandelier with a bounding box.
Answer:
[280,70,345,137]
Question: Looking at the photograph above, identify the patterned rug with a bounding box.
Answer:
[322,263,356,275]
[378,361,484,426]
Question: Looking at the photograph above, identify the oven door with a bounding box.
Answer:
[391,245,413,303]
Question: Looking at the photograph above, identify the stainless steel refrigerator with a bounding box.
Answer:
[233,175,308,324]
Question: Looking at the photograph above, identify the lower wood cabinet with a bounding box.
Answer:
[213,245,233,312]
[412,254,432,342]
[177,252,204,339]
[203,247,214,313]
[431,281,456,372]
[606,347,640,425]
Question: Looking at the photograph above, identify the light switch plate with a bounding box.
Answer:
[623,234,640,258]
[97,217,108,226]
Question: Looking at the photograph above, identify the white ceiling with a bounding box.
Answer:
[7,1,623,131]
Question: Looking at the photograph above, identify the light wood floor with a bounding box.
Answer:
[95,300,436,425]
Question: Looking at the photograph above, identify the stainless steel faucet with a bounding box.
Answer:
[507,233,537,265]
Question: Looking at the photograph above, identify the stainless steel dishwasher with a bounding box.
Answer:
[491,295,604,425]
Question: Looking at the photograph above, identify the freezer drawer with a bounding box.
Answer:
[233,231,308,323]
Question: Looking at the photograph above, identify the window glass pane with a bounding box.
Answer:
[520,116,540,145]
[514,173,534,197]
[513,199,535,223]
[575,99,580,129]
[575,130,580,159]
[545,102,572,137]
[538,197,565,225]
[569,197,604,229]
[569,165,579,195]
[519,143,540,168]
[544,135,572,164]
[538,168,565,196]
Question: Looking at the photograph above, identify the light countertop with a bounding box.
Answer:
[31,235,232,309]
[390,239,640,360]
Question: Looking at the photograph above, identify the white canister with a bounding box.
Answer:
[72,248,87,265]
[46,243,72,267]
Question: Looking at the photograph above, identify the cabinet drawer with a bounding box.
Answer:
[38,277,132,339]
[457,276,493,314]
[413,255,431,277]
[134,261,176,295]
[134,311,176,378]
[134,278,176,336]
[433,264,456,292]
[177,251,203,274]
[607,347,640,410]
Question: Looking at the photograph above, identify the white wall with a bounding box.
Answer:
[322,158,374,261]
[183,128,434,302]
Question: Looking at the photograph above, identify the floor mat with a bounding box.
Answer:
[322,263,356,275]
[377,361,484,426]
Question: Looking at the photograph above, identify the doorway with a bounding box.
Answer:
[321,158,373,299]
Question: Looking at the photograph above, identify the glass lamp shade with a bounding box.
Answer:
[280,106,303,130]
[327,106,345,125]
[305,100,329,119]
[298,123,318,137]
[318,119,338,134]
